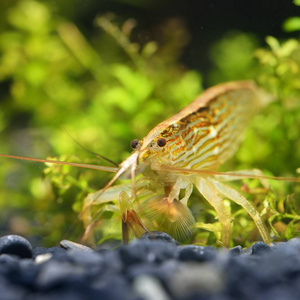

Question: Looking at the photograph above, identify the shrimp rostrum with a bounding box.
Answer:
[81,80,284,246]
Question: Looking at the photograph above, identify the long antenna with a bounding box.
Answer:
[62,128,119,167]
[0,154,118,173]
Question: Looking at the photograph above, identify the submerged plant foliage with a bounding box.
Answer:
[0,0,299,246]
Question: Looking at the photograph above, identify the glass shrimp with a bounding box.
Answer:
[1,81,299,246]
[79,80,285,246]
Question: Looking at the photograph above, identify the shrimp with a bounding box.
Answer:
[79,80,297,246]
[1,81,298,246]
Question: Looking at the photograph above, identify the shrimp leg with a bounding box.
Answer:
[119,191,148,244]
[209,178,270,244]
[194,177,231,247]
[81,182,135,230]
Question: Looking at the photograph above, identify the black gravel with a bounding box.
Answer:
[0,233,299,300]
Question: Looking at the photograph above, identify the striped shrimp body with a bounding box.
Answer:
[81,81,276,246]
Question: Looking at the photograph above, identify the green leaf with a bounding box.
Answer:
[293,0,300,6]
[282,17,300,32]
[266,36,280,51]
[111,64,153,101]
[7,0,50,33]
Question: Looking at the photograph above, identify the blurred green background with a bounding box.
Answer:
[0,0,299,247]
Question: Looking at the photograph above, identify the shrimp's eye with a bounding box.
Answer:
[130,139,139,149]
[157,138,167,147]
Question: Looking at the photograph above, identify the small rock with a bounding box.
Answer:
[0,277,26,300]
[60,240,94,253]
[167,262,224,298]
[32,284,113,300]
[140,231,179,245]
[67,250,104,267]
[126,260,178,282]
[133,275,170,300]
[18,259,40,286]
[36,261,87,290]
[0,235,32,259]
[92,273,136,300]
[229,245,244,256]
[178,245,217,262]
[256,287,299,300]
[119,245,146,266]
[0,254,39,288]
[251,242,271,255]
[35,253,53,264]
[119,240,177,266]
[287,237,300,249]
[0,253,20,271]
[33,246,66,260]
[100,250,123,273]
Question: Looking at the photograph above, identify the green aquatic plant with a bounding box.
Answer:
[0,0,298,247]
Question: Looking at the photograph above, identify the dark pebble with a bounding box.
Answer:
[18,259,40,286]
[0,236,299,300]
[0,254,20,274]
[225,256,260,299]
[256,287,299,300]
[118,245,145,266]
[178,245,217,262]
[92,274,137,300]
[229,245,244,256]
[251,242,271,255]
[0,235,32,259]
[36,260,88,290]
[0,254,39,288]
[60,240,94,252]
[33,246,67,259]
[140,231,179,245]
[66,250,104,268]
[287,238,300,250]
[118,240,177,266]
[37,284,135,300]
[126,259,178,282]
[167,262,224,298]
[0,277,26,300]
